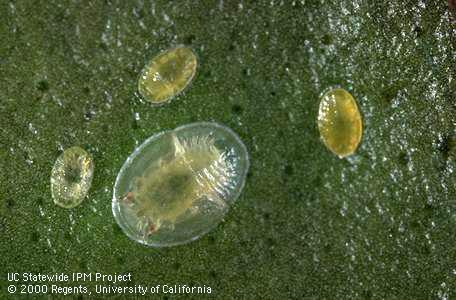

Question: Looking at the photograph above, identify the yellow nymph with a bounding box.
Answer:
[138,46,197,104]
[318,88,363,158]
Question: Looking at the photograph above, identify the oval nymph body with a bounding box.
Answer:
[318,88,363,158]
[138,46,197,104]
[112,122,249,247]
[51,146,94,208]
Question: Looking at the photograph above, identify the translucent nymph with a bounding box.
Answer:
[318,88,362,158]
[138,46,197,104]
[51,146,94,208]
[112,122,249,247]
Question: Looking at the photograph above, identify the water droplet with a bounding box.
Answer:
[50,146,94,209]
[138,46,197,104]
[318,88,363,158]
[112,122,249,247]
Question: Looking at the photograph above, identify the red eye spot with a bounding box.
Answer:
[148,223,156,234]
[123,192,134,202]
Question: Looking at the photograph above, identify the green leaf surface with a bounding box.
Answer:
[1,1,454,299]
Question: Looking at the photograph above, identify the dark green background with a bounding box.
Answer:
[1,1,455,299]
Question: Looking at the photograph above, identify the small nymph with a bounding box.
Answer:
[318,88,363,158]
[138,46,197,105]
[51,146,94,208]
